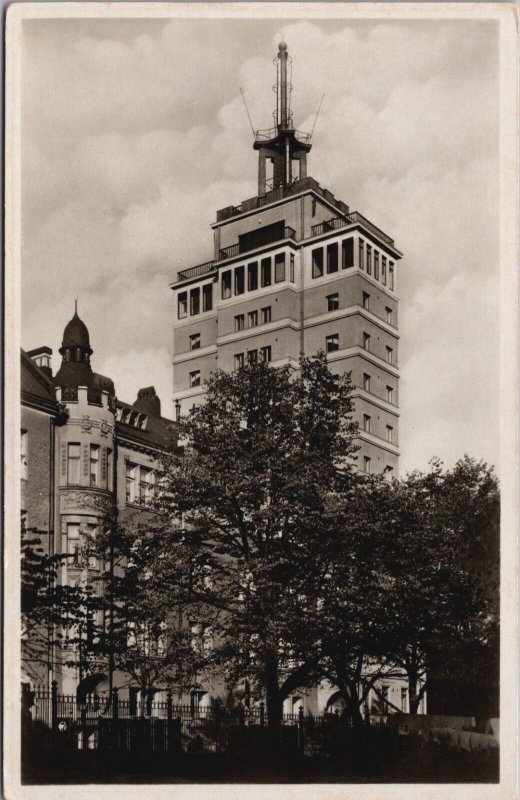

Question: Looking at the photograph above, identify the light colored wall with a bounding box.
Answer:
[21,405,53,536]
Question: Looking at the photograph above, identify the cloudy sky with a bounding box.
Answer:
[20,14,500,475]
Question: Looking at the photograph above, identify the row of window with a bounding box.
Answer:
[235,305,271,331]
[125,462,155,506]
[222,253,295,300]
[67,442,112,488]
[364,457,394,477]
[360,240,395,289]
[362,414,395,443]
[325,332,395,364]
[326,291,393,324]
[362,373,395,403]
[178,283,213,319]
[311,237,395,290]
[66,522,99,569]
[234,346,272,369]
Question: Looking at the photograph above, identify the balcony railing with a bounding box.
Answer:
[177,260,216,281]
[219,226,297,260]
[311,213,394,247]
[254,126,311,146]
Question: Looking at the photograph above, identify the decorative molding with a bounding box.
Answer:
[60,489,113,514]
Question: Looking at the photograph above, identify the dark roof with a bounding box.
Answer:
[61,311,91,349]
[21,350,59,414]
[115,398,176,451]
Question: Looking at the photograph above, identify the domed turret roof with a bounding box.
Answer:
[62,310,91,349]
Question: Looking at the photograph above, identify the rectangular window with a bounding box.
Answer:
[190,287,200,316]
[234,353,244,369]
[129,687,139,717]
[222,271,232,299]
[386,466,394,480]
[381,685,389,714]
[189,370,201,387]
[67,522,81,563]
[326,242,338,273]
[125,462,137,504]
[389,264,394,290]
[178,292,188,319]
[140,467,155,505]
[290,253,295,282]
[234,266,245,295]
[247,350,258,365]
[248,310,258,328]
[385,306,392,324]
[325,334,339,353]
[190,333,201,350]
[312,248,324,278]
[261,306,271,324]
[90,444,100,487]
[67,443,81,485]
[386,425,394,443]
[386,385,394,403]
[342,238,354,269]
[359,239,364,270]
[327,293,339,312]
[401,687,408,712]
[366,245,372,275]
[362,291,370,310]
[386,346,394,365]
[374,252,379,280]
[363,332,371,351]
[248,262,258,291]
[261,257,271,287]
[202,283,213,312]
[21,430,28,479]
[107,448,113,489]
[260,345,272,363]
[364,456,371,474]
[363,373,371,392]
[363,414,371,433]
[275,253,286,283]
[234,314,245,332]
[382,256,387,285]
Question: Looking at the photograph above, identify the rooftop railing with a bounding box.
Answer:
[219,226,297,261]
[177,260,216,281]
[311,212,395,247]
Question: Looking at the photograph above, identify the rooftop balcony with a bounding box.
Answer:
[311,212,395,247]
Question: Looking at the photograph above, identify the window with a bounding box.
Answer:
[327,243,338,273]
[140,467,155,505]
[234,353,244,369]
[342,238,354,269]
[363,414,371,433]
[386,346,394,365]
[67,523,81,564]
[247,350,258,365]
[126,463,155,506]
[275,253,286,283]
[312,248,324,278]
[327,293,339,312]
[401,687,408,712]
[385,306,392,324]
[261,258,271,287]
[261,306,271,324]
[248,262,258,291]
[248,310,258,328]
[129,687,139,717]
[374,252,379,280]
[202,283,213,312]
[382,256,387,285]
[290,253,295,282]
[189,370,201,387]
[364,456,371,474]
[389,263,394,290]
[178,292,188,318]
[107,448,113,489]
[222,271,232,299]
[380,685,389,714]
[190,333,201,350]
[235,266,245,295]
[21,430,28,479]
[125,462,137,503]
[234,314,245,332]
[190,287,200,316]
[366,245,372,275]
[386,385,394,403]
[363,332,371,351]
[90,445,100,486]
[325,334,339,353]
[312,198,317,216]
[386,425,394,443]
[260,345,272,363]
[362,291,370,310]
[67,443,81,485]
[359,239,365,270]
[363,373,371,392]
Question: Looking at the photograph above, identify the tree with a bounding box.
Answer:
[153,353,359,729]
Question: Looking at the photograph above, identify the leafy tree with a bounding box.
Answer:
[153,353,359,729]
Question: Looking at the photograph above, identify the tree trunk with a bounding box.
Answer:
[264,647,283,732]
[345,681,364,729]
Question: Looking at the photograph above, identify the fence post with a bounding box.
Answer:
[167,691,173,753]
[51,680,58,733]
[298,706,304,754]
[260,701,265,728]
[112,688,119,750]
[81,706,87,750]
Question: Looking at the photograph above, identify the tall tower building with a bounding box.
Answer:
[171,42,401,475]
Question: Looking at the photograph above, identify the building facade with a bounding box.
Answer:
[171,42,401,476]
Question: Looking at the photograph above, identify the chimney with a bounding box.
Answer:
[134,386,161,418]
[26,346,53,380]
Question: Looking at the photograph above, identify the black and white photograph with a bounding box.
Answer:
[4,3,518,796]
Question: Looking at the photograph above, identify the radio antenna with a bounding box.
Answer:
[240,88,256,136]
[310,93,325,138]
